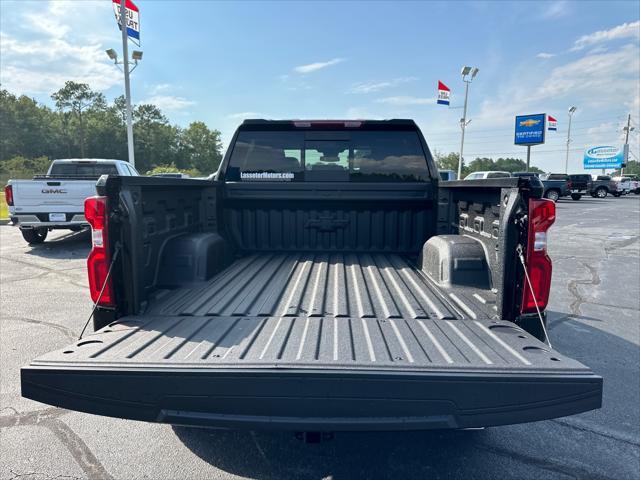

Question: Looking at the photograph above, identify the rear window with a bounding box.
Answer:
[50,162,119,176]
[546,174,569,180]
[226,130,430,182]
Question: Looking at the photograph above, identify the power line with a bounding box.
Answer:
[421,113,630,137]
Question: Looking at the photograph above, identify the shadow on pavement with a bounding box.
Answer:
[24,229,91,259]
[172,426,485,479]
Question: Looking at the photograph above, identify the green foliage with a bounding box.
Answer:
[0,156,51,184]
[435,151,546,178]
[610,160,640,176]
[145,164,202,178]
[434,151,469,177]
[0,83,224,179]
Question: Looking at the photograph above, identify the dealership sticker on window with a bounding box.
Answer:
[240,172,294,181]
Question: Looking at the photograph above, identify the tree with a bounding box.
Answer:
[178,121,223,174]
[611,160,640,176]
[467,157,495,172]
[434,151,469,177]
[51,81,102,157]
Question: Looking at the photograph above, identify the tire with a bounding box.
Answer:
[571,193,582,201]
[21,228,48,244]
[595,187,608,198]
[613,192,621,197]
[545,189,560,202]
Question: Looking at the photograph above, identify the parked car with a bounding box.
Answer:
[611,176,632,197]
[438,169,457,181]
[568,174,592,201]
[4,159,139,244]
[589,175,613,198]
[22,119,602,433]
[535,173,573,202]
[464,171,511,180]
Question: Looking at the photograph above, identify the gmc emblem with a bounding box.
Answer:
[41,188,68,194]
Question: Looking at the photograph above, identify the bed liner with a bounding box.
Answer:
[22,252,602,430]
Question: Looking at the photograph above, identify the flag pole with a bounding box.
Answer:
[120,0,135,168]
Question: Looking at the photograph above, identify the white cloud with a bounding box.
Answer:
[537,44,639,101]
[536,52,556,59]
[142,95,194,112]
[376,96,434,106]
[541,1,569,19]
[348,77,417,94]
[0,1,120,95]
[571,20,640,51]
[227,112,264,119]
[148,84,172,95]
[293,58,345,74]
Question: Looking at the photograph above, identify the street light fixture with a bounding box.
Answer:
[105,49,118,62]
[458,66,479,179]
[565,106,577,174]
[105,45,143,168]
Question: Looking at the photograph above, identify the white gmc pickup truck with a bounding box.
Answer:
[4,159,139,244]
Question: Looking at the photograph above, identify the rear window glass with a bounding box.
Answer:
[226,130,429,182]
[546,174,569,180]
[50,163,119,176]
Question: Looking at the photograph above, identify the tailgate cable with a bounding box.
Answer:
[516,244,552,348]
[78,242,121,340]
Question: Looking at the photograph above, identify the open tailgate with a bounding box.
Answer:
[22,316,602,431]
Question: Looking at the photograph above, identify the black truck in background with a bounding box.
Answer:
[21,120,602,433]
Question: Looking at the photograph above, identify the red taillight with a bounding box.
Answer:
[85,196,115,306]
[4,185,14,206]
[521,198,556,314]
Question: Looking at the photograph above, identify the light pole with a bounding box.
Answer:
[105,0,142,168]
[622,114,634,175]
[564,106,576,174]
[458,66,479,180]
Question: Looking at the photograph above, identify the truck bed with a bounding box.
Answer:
[22,252,601,430]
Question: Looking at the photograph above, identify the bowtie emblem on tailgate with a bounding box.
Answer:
[305,215,349,232]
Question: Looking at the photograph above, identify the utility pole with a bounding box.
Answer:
[120,0,135,168]
[622,113,633,175]
[458,66,479,179]
[458,81,469,180]
[565,106,576,174]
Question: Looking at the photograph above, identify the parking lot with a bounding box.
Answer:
[1,195,639,480]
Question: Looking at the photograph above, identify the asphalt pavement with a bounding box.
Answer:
[1,195,639,480]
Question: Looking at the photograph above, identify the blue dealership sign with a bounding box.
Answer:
[583,145,624,169]
[514,114,546,146]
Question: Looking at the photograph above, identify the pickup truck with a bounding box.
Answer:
[21,120,602,433]
[567,174,592,201]
[538,173,573,202]
[611,176,632,197]
[626,175,640,194]
[5,159,139,244]
[589,175,614,198]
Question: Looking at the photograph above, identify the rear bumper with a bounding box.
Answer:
[10,213,87,228]
[21,366,602,431]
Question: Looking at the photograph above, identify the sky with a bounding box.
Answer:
[1,0,639,173]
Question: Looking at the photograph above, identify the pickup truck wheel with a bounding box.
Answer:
[612,192,621,197]
[21,228,48,244]
[571,193,582,201]
[595,187,608,198]
[544,189,560,202]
